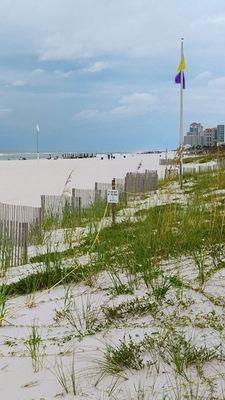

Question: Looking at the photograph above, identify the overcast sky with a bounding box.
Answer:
[0,0,225,152]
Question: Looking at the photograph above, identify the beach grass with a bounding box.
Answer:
[3,169,225,298]
[3,166,225,398]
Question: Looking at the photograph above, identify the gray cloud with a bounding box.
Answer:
[0,0,224,61]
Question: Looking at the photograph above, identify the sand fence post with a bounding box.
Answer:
[94,183,102,203]
[72,189,82,217]
[71,188,76,213]
[124,173,129,206]
[22,222,28,265]
[40,195,46,223]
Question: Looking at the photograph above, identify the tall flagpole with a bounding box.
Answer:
[179,38,184,188]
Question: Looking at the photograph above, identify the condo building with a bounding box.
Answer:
[184,122,225,148]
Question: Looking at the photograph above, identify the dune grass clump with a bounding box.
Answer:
[143,330,220,379]
[61,295,104,337]
[25,322,44,372]
[0,284,9,326]
[3,262,75,297]
[1,253,104,298]
[0,235,13,276]
[103,295,158,322]
[53,352,77,395]
[106,337,144,371]
[96,336,144,384]
[107,271,135,296]
[29,245,83,264]
[54,285,74,320]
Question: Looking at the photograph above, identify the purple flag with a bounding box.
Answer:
[175,72,185,89]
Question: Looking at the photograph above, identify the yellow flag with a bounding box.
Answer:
[177,56,186,72]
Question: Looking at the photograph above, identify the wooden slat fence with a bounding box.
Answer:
[94,183,111,202]
[125,170,158,194]
[183,166,196,175]
[41,190,100,219]
[94,179,125,201]
[199,164,217,172]
[71,189,96,210]
[218,159,225,167]
[0,202,41,268]
[0,171,154,269]
[0,202,41,226]
[183,164,217,175]
[115,178,125,191]
[41,194,72,220]
[159,158,174,165]
[0,220,28,268]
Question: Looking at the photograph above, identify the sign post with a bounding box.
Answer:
[107,178,119,224]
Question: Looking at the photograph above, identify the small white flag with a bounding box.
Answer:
[36,124,40,133]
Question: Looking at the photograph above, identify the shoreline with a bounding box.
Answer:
[0,149,169,161]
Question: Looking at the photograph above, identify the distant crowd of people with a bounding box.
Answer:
[17,152,127,161]
[100,154,126,160]
[62,153,96,159]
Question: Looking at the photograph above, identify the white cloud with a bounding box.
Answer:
[82,61,109,73]
[12,80,25,87]
[73,91,157,120]
[0,67,75,89]
[73,109,100,119]
[120,92,155,106]
[53,70,74,79]
[208,76,225,89]
[184,73,225,117]
[195,16,225,26]
[192,71,212,84]
[0,108,12,118]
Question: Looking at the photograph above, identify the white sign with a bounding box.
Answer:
[107,189,119,204]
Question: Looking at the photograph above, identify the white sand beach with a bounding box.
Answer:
[0,153,169,206]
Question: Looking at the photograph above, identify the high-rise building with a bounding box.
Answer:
[184,134,198,147]
[217,125,225,144]
[183,122,224,148]
[188,122,203,136]
[184,122,203,147]
[203,128,217,147]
